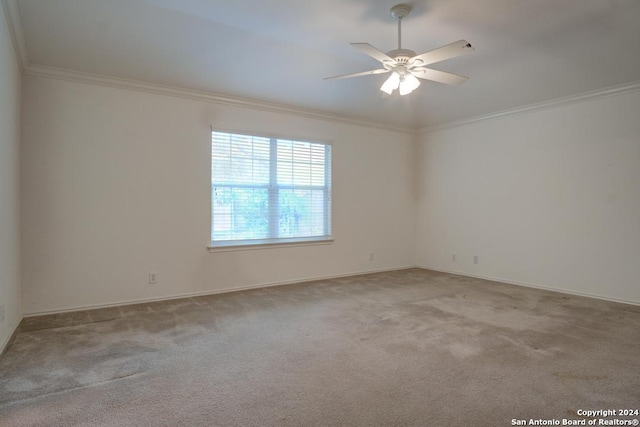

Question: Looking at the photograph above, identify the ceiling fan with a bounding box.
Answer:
[325,4,475,96]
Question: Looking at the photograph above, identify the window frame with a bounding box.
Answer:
[208,128,333,251]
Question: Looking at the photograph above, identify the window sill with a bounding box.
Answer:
[207,237,334,253]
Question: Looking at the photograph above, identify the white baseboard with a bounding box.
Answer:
[24,266,416,317]
[417,264,640,307]
[0,313,23,355]
[24,265,637,318]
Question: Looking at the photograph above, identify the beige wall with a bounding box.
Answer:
[416,89,640,304]
[17,46,640,316]
[0,2,22,350]
[21,76,417,314]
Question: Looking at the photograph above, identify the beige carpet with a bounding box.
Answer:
[1,269,639,426]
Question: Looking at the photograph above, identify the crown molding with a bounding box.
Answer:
[22,63,414,134]
[1,0,28,72]
[419,80,640,134]
[24,59,640,136]
[3,0,402,135]
[8,0,639,136]
[4,0,410,133]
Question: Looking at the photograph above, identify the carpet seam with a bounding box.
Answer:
[0,371,145,407]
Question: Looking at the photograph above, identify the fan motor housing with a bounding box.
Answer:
[386,48,417,64]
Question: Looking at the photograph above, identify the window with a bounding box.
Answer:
[210,130,332,247]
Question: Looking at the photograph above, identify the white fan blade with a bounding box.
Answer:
[411,40,474,66]
[351,43,395,64]
[411,68,468,85]
[324,68,389,80]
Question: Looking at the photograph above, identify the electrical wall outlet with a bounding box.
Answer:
[369,252,374,261]
[452,254,457,262]
[473,255,479,264]
[148,272,158,284]
[0,304,5,322]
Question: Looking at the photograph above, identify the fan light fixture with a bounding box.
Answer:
[400,74,420,95]
[380,69,421,96]
[380,72,400,94]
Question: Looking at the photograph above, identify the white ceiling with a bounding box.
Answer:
[9,0,640,129]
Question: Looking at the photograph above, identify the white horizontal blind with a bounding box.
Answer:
[211,131,331,246]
